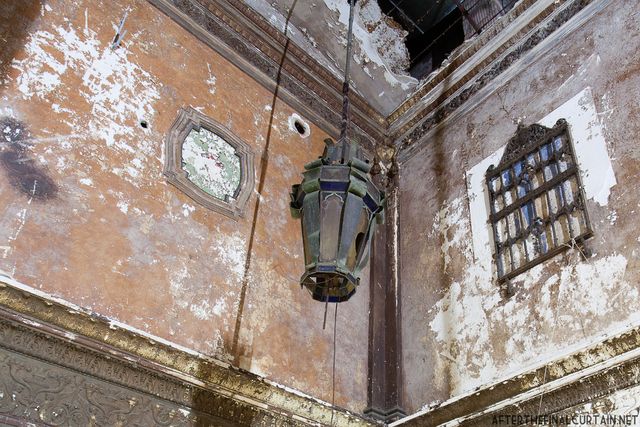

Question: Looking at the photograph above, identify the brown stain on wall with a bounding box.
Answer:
[0,0,42,86]
[0,117,57,200]
[0,0,370,412]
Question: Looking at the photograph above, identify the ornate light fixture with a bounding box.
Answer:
[289,0,384,303]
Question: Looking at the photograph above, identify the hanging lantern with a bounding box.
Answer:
[289,138,384,302]
[289,0,382,303]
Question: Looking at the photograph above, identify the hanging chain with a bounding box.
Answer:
[339,0,358,158]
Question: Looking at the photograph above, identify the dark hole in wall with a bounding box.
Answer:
[294,120,306,135]
[0,117,57,200]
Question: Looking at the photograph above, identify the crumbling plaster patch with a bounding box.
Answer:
[243,0,417,114]
[428,87,630,398]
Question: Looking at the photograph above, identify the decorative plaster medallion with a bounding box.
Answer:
[164,108,254,219]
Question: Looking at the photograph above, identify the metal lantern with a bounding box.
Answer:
[290,138,384,302]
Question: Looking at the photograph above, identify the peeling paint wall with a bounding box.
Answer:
[0,0,370,412]
[398,0,640,413]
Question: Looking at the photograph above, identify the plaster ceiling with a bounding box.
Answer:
[242,0,420,116]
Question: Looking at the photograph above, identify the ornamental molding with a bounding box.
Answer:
[392,0,610,163]
[164,108,254,219]
[396,327,640,426]
[0,277,376,427]
[146,0,601,166]
[146,0,385,150]
[2,274,640,426]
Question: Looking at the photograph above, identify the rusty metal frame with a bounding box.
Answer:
[164,107,255,220]
[486,119,593,283]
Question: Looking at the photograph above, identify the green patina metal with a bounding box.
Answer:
[290,138,384,302]
[181,127,241,201]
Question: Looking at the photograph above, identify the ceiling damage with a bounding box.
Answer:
[243,0,519,117]
[243,0,419,116]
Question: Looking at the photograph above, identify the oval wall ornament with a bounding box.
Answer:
[164,108,255,219]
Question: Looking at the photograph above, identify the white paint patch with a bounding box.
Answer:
[182,204,195,217]
[538,87,616,206]
[431,196,471,273]
[190,300,212,320]
[79,178,93,186]
[12,24,160,185]
[211,232,247,280]
[0,246,10,259]
[322,0,417,90]
[117,201,129,214]
[212,297,227,317]
[206,63,216,95]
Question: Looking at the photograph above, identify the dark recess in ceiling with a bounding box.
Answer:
[376,0,518,78]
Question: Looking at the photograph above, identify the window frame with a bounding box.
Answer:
[485,119,593,282]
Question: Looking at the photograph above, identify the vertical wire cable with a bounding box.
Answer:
[330,302,338,426]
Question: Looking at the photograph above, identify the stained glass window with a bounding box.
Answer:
[486,120,592,282]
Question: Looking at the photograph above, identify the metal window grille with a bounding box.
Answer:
[486,119,593,282]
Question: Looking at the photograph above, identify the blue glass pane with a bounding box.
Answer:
[514,161,523,177]
[490,177,500,193]
[557,188,565,206]
[539,231,549,253]
[522,202,535,225]
[517,185,527,198]
[540,143,553,161]
[501,170,511,187]
[553,136,563,150]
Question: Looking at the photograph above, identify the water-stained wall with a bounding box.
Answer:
[0,0,370,411]
[398,0,640,412]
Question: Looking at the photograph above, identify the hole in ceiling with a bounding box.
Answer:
[376,0,518,79]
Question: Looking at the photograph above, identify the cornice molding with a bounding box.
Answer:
[386,0,542,130]
[146,0,386,151]
[393,324,640,426]
[393,0,605,163]
[145,0,606,164]
[0,278,377,427]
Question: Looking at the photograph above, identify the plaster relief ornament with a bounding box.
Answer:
[164,108,254,219]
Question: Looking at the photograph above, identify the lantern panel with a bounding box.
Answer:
[319,193,344,262]
[301,191,320,267]
[337,193,370,271]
